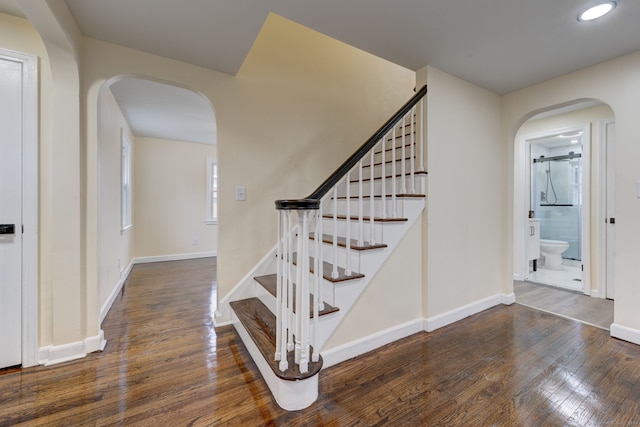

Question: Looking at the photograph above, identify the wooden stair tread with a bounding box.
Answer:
[309,233,387,251]
[349,170,428,183]
[362,156,415,168]
[290,253,365,283]
[376,139,416,153]
[230,298,322,381]
[322,214,408,223]
[334,194,426,200]
[254,274,339,317]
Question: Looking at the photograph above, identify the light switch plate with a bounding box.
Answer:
[236,186,246,201]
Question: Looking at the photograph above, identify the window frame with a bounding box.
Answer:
[121,131,133,232]
[205,157,218,225]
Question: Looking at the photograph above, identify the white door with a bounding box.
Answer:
[605,120,616,299]
[0,55,23,368]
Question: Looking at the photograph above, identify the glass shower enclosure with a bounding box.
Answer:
[531,152,582,261]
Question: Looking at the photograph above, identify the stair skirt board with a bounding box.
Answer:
[231,309,319,411]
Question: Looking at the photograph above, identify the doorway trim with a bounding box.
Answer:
[0,48,39,367]
[597,117,616,299]
[516,124,591,295]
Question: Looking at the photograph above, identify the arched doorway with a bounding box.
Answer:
[513,99,615,328]
[96,75,217,324]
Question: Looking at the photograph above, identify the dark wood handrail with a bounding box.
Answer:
[275,85,427,210]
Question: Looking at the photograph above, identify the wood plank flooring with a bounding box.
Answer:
[514,280,614,330]
[1,258,640,426]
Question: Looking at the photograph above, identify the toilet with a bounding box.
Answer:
[539,239,570,270]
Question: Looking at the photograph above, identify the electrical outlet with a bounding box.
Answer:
[192,238,199,246]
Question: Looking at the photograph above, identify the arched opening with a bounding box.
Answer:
[513,99,616,329]
[96,75,218,324]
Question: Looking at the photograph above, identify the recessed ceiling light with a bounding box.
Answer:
[578,1,617,22]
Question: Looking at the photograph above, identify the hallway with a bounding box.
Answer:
[514,280,614,330]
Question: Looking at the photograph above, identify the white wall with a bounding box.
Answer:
[97,87,135,313]
[503,49,640,336]
[418,66,504,318]
[133,137,217,259]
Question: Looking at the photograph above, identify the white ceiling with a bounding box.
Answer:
[60,0,640,95]
[2,0,639,143]
[109,78,217,145]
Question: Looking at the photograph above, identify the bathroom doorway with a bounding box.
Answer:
[526,129,587,292]
[514,101,616,300]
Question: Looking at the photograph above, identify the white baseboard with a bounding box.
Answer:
[321,319,424,369]
[500,293,516,305]
[100,260,134,324]
[425,293,504,332]
[134,251,216,264]
[38,331,106,366]
[610,323,640,346]
[85,329,107,353]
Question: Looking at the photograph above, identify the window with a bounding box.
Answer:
[121,132,132,231]
[206,157,218,224]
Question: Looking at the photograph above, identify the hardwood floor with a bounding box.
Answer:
[514,280,614,330]
[2,258,640,426]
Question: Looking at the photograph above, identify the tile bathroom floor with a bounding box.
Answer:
[528,263,582,292]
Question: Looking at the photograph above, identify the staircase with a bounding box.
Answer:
[219,86,427,410]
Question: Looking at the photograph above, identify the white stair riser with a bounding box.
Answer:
[327,198,408,218]
[321,218,385,244]
[336,176,421,198]
[358,161,418,181]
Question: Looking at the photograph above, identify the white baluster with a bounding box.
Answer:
[331,186,339,279]
[401,116,407,194]
[312,209,320,363]
[410,107,416,194]
[286,212,294,353]
[295,210,310,373]
[369,147,375,245]
[345,174,352,276]
[392,125,397,217]
[275,210,283,363]
[358,159,364,246]
[381,134,387,219]
[317,202,325,312]
[420,98,425,173]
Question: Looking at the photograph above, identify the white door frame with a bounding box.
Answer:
[0,48,39,367]
[598,117,616,299]
[515,124,591,295]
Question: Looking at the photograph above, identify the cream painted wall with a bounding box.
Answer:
[515,104,614,294]
[419,66,504,318]
[81,13,414,333]
[133,137,217,258]
[502,49,640,332]
[322,219,423,350]
[222,14,416,301]
[97,87,135,311]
